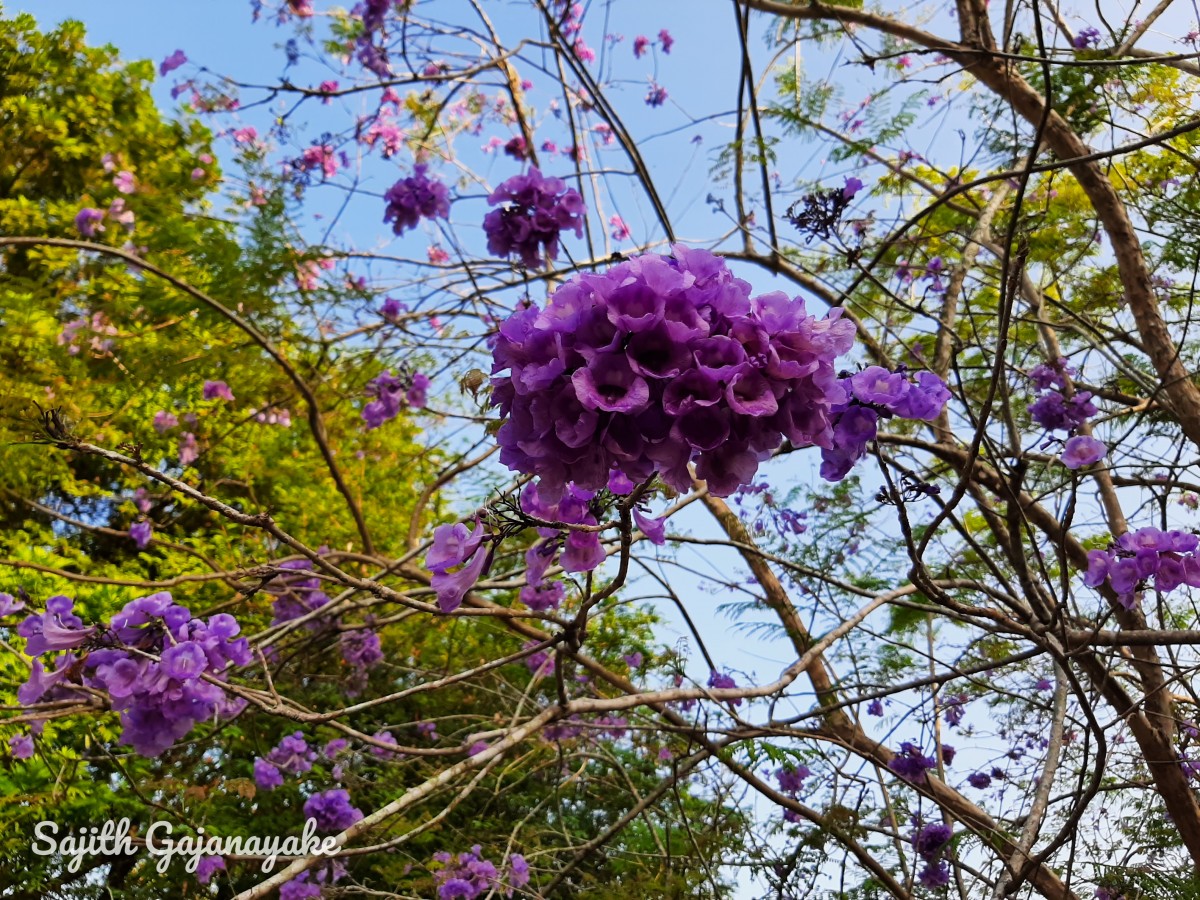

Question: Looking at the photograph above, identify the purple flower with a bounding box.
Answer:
[645,84,668,107]
[0,593,25,618]
[304,789,363,832]
[178,432,199,467]
[113,170,136,194]
[1028,390,1096,432]
[843,176,864,199]
[383,165,451,235]
[509,854,530,888]
[633,508,666,545]
[427,521,485,573]
[203,380,235,402]
[889,742,937,783]
[153,410,178,433]
[161,641,207,681]
[633,35,650,57]
[867,699,884,716]
[362,369,428,427]
[918,861,951,888]
[776,764,811,793]
[18,598,94,656]
[708,671,742,706]
[74,208,105,237]
[253,758,284,790]
[658,29,674,53]
[130,520,153,550]
[9,733,34,759]
[489,247,869,500]
[196,855,225,885]
[1061,435,1107,469]
[483,167,585,269]
[432,546,490,613]
[159,49,188,76]
[967,771,991,789]
[623,651,644,669]
[1073,27,1102,49]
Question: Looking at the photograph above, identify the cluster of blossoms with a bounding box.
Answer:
[16,592,250,756]
[304,788,363,832]
[253,731,317,790]
[431,846,529,899]
[1027,358,1107,469]
[888,742,948,784]
[279,861,348,900]
[483,168,585,269]
[1084,526,1200,610]
[895,257,947,294]
[820,366,951,481]
[268,558,334,627]
[362,368,430,428]
[491,246,873,500]
[774,763,811,823]
[383,164,451,235]
[910,817,953,888]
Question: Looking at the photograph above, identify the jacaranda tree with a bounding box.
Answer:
[5,0,1200,897]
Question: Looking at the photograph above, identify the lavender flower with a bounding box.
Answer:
[383,164,451,235]
[482,167,585,269]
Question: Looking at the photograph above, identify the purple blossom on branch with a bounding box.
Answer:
[383,164,451,235]
[482,168,585,269]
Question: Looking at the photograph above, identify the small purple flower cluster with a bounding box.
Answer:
[1084,526,1200,610]
[431,846,529,899]
[482,168,585,269]
[279,861,348,900]
[1073,26,1102,49]
[426,520,493,613]
[268,558,334,628]
[708,670,742,706]
[888,742,939,784]
[304,788,364,832]
[1027,358,1107,469]
[820,366,951,481]
[16,593,250,757]
[774,762,810,823]
[254,731,318,790]
[383,164,451,235]
[910,817,953,888]
[362,369,430,428]
[490,247,871,501]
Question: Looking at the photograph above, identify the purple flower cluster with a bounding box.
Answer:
[362,369,430,428]
[708,670,742,706]
[490,247,870,500]
[304,788,364,832]
[1084,526,1200,610]
[130,520,153,550]
[776,763,811,794]
[268,558,334,628]
[518,481,611,607]
[341,627,383,695]
[483,168,585,269]
[383,165,451,235]
[17,593,250,757]
[279,861,347,900]
[819,367,951,481]
[910,818,952,888]
[426,520,494,613]
[432,846,529,899]
[1026,359,1107,469]
[888,742,939,784]
[254,731,318,790]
